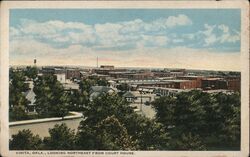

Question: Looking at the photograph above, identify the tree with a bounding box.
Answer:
[96,78,109,86]
[151,95,176,127]
[117,83,130,92]
[152,90,240,150]
[24,66,38,80]
[169,132,206,150]
[76,116,136,150]
[78,77,109,94]
[9,129,42,150]
[118,112,169,150]
[9,69,30,121]
[152,90,208,150]
[88,76,109,86]
[75,123,99,150]
[82,93,134,125]
[9,105,29,121]
[77,93,169,150]
[9,69,30,108]
[33,74,69,118]
[43,123,76,150]
[205,92,240,150]
[66,90,89,111]
[78,79,95,94]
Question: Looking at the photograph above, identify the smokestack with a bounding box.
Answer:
[34,59,37,66]
[97,57,98,68]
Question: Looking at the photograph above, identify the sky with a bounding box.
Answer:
[10,9,241,71]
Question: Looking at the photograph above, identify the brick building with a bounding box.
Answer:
[153,71,171,78]
[66,69,81,80]
[201,78,227,90]
[177,76,203,88]
[93,65,126,75]
[135,79,198,90]
[226,77,240,92]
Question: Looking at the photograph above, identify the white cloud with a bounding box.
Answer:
[120,19,144,33]
[10,37,240,71]
[218,24,229,33]
[10,15,240,71]
[198,24,240,46]
[172,39,184,43]
[203,24,216,36]
[204,34,217,46]
[11,14,193,50]
[164,14,193,28]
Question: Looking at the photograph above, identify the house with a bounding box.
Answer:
[122,91,136,103]
[25,89,36,113]
[56,73,66,84]
[89,86,116,101]
[66,69,81,80]
[24,81,36,113]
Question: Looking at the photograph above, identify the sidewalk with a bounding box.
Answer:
[9,111,83,126]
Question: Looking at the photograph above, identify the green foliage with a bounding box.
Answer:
[9,129,43,150]
[96,78,109,86]
[43,123,76,150]
[33,74,69,118]
[9,78,240,151]
[79,79,95,94]
[9,69,29,93]
[75,123,99,150]
[76,116,136,150]
[9,69,30,121]
[152,90,240,150]
[169,132,206,150]
[125,115,169,150]
[9,69,30,108]
[9,105,29,121]
[79,77,109,94]
[66,90,89,111]
[24,66,38,80]
[96,116,136,150]
[89,76,109,86]
[82,93,134,124]
[116,83,130,92]
[77,93,169,150]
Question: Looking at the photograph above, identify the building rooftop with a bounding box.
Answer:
[163,79,191,83]
[202,78,223,81]
[90,86,114,93]
[63,83,79,90]
[123,91,136,98]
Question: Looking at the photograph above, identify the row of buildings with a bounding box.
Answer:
[39,65,240,92]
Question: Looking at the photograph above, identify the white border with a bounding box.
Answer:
[0,1,249,157]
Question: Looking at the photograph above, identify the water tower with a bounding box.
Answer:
[34,58,37,66]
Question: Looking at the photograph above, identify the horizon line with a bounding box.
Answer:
[9,64,241,72]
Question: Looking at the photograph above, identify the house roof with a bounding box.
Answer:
[123,91,135,98]
[24,90,36,106]
[89,86,116,101]
[91,86,114,93]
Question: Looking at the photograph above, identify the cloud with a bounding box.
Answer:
[10,14,193,50]
[10,37,240,71]
[181,24,240,47]
[218,24,229,33]
[164,14,192,27]
[9,14,240,71]
[218,25,240,43]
